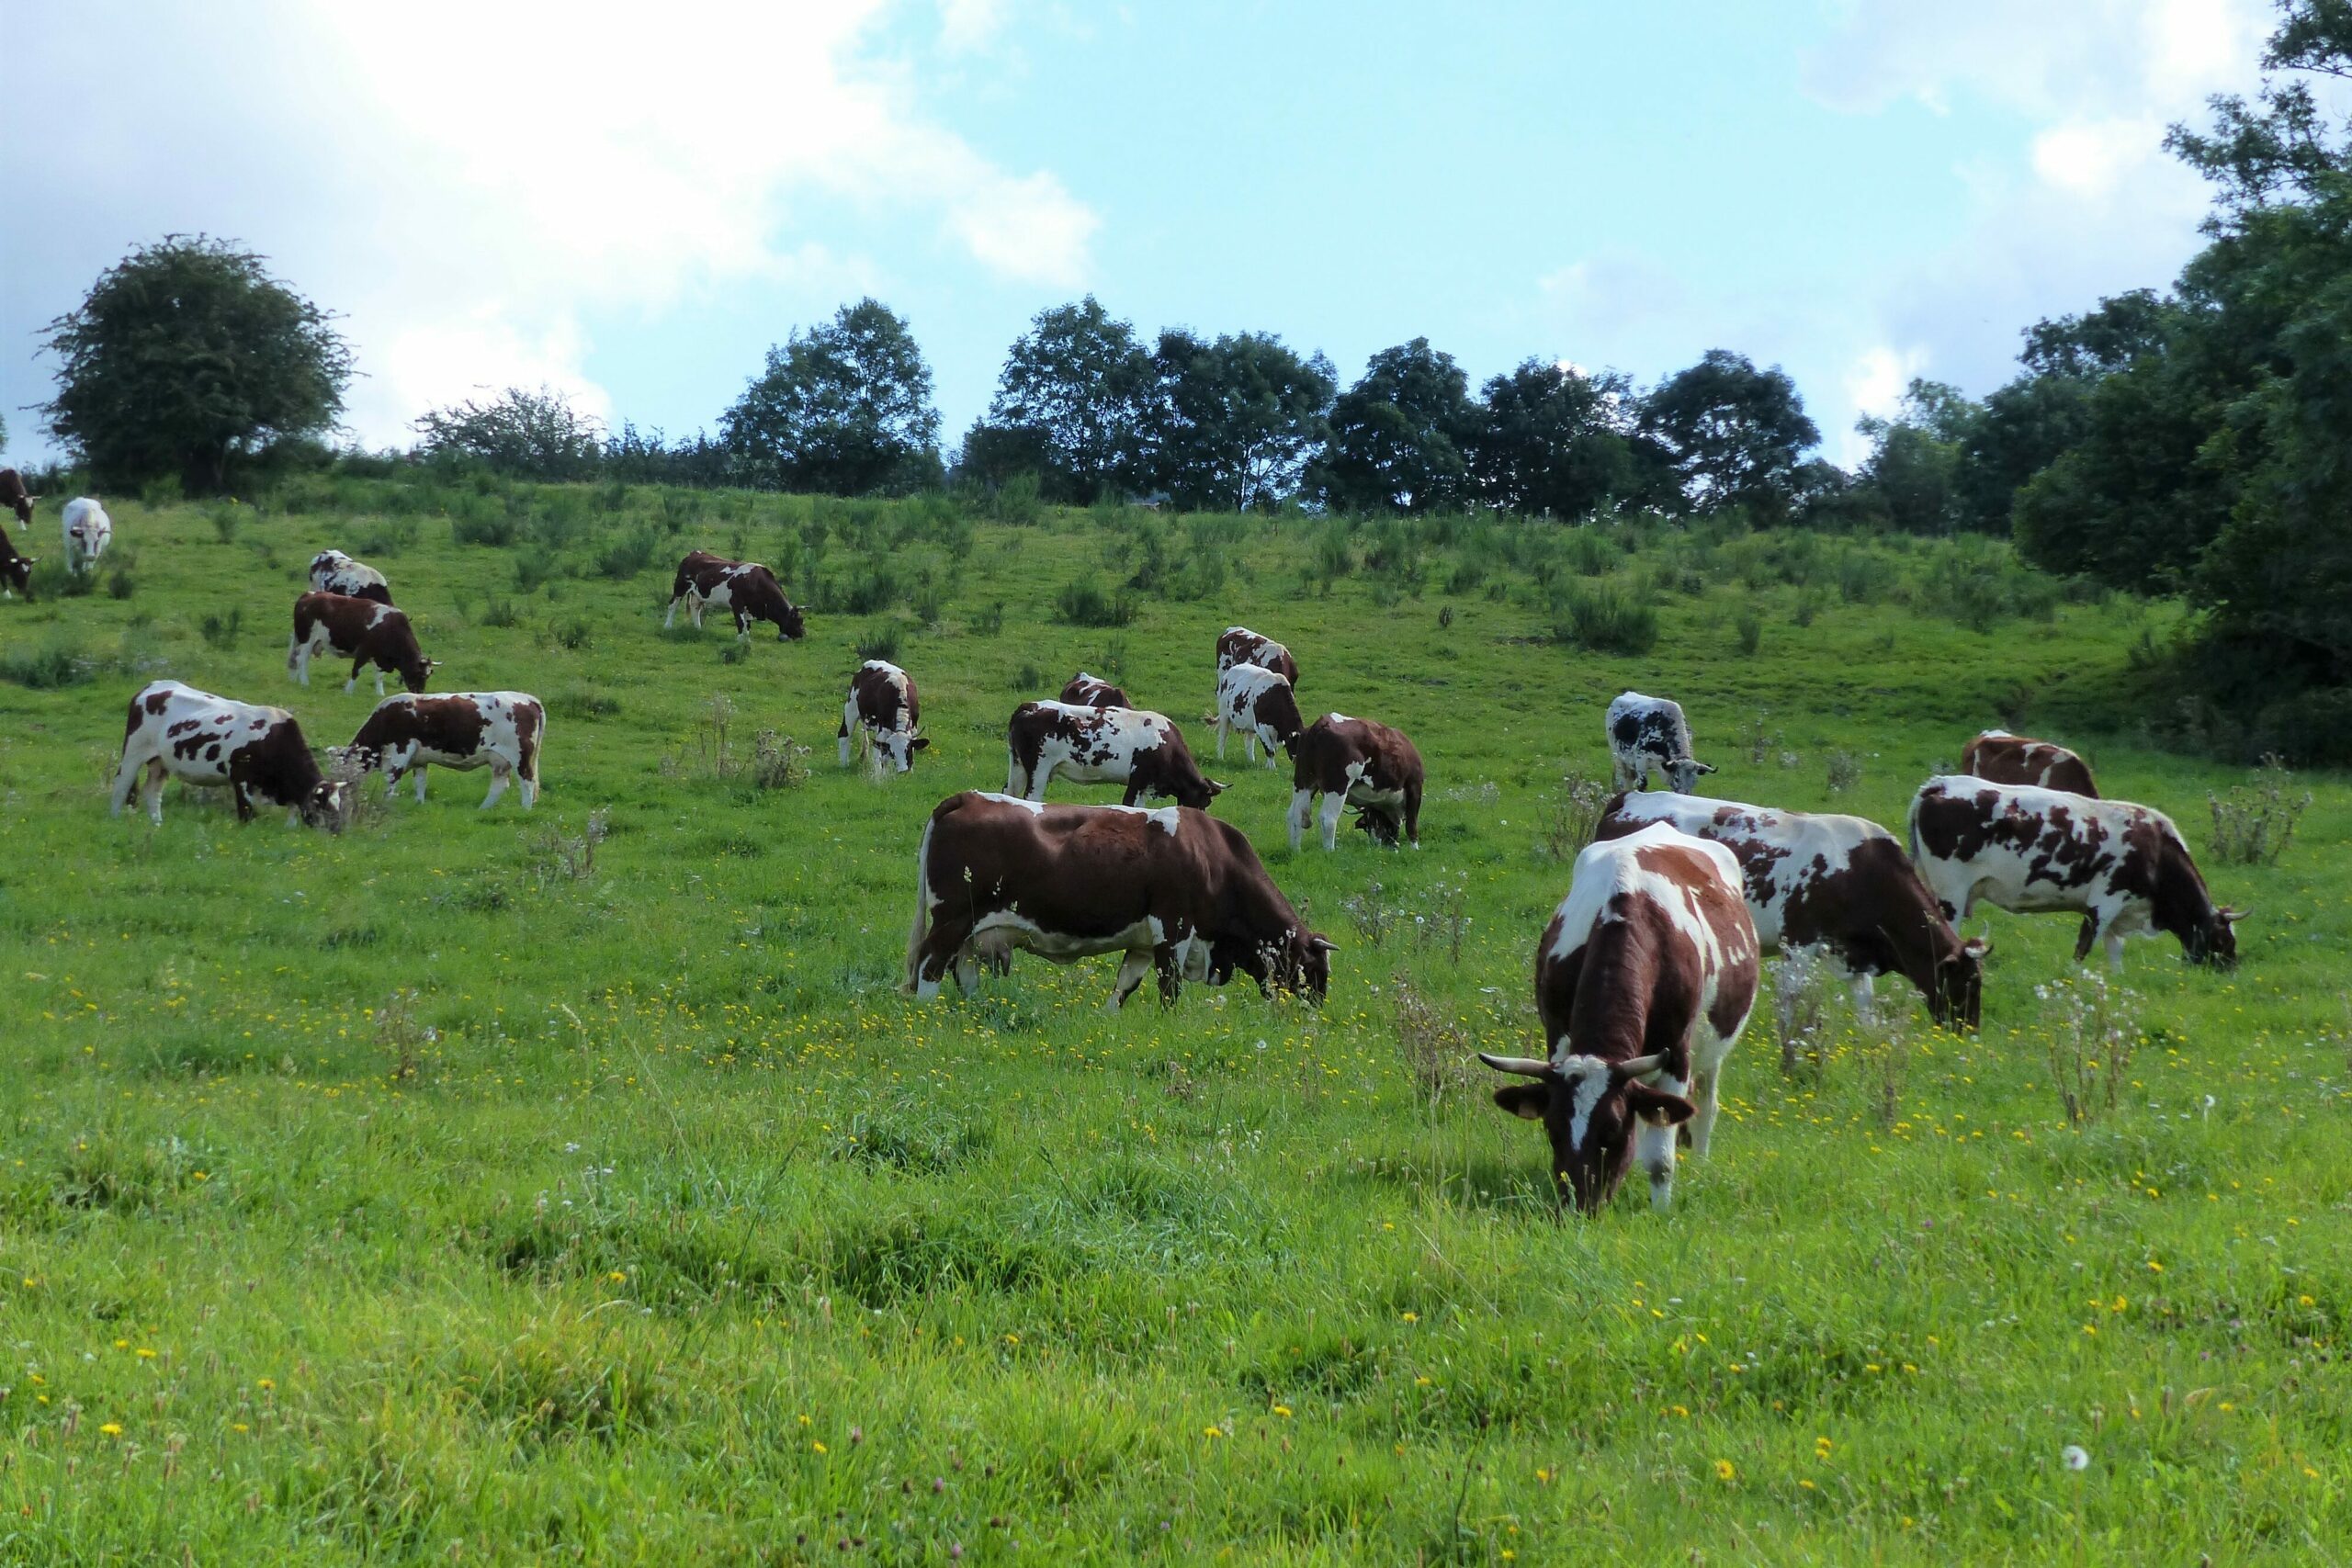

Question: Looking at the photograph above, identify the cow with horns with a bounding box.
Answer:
[1478,822,1758,1213]
[905,792,1334,1007]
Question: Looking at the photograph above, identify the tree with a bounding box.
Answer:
[983,298,1155,502]
[414,386,605,479]
[1849,378,1976,534]
[39,235,352,492]
[1468,359,1650,518]
[1148,330,1335,511]
[1638,349,1819,517]
[1312,338,1476,513]
[720,299,941,495]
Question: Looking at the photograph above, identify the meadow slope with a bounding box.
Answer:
[0,480,2346,1564]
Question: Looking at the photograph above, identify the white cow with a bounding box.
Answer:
[62,498,112,574]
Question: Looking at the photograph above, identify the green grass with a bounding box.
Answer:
[0,484,2346,1562]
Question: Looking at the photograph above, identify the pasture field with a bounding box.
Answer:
[0,479,2346,1564]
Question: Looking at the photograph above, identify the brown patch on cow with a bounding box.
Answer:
[1216,627,1300,688]
[0,468,33,527]
[849,663,918,735]
[292,592,433,692]
[1963,731,2099,797]
[1060,673,1129,708]
[1295,715,1424,845]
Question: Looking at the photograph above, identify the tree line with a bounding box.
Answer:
[16,3,2352,754]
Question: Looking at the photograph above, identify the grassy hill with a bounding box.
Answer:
[0,477,2344,1562]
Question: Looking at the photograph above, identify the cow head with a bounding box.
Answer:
[7,492,32,526]
[1930,936,1990,1031]
[399,655,438,694]
[1350,805,1405,846]
[1481,1051,1696,1214]
[878,728,929,773]
[775,601,807,641]
[2188,906,2246,967]
[300,779,348,832]
[1171,775,1227,810]
[1211,928,1333,1002]
[1666,757,1716,794]
[1,550,32,598]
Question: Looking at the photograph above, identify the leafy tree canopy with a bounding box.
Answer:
[1312,338,1476,513]
[40,234,353,492]
[1638,348,1819,518]
[414,387,605,481]
[985,297,1155,503]
[720,299,941,495]
[1468,359,1656,519]
[1148,329,1334,511]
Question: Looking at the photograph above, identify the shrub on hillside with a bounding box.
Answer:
[1055,579,1136,627]
[1551,581,1658,655]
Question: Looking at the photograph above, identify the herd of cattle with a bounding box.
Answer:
[0,487,2251,1213]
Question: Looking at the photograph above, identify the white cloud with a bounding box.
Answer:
[0,0,1098,454]
[938,0,1008,52]
[1838,344,1927,466]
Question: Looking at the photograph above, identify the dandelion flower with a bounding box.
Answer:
[1272,1405,1292,1418]
[2062,1445,2090,1472]
[99,1423,123,1438]
[1714,1460,1736,1482]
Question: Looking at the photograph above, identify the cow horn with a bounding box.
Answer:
[1306,934,1337,953]
[2219,905,2249,922]
[1477,1052,1552,1077]
[1613,1053,1667,1079]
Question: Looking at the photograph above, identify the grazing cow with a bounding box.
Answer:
[309,548,393,605]
[1209,663,1305,768]
[62,498,112,574]
[0,468,36,525]
[1006,701,1225,809]
[1597,791,1988,1028]
[1962,729,2099,797]
[1289,714,1424,850]
[1060,671,1129,708]
[288,592,436,696]
[110,680,345,829]
[337,692,544,808]
[840,660,927,778]
[0,520,32,600]
[665,550,806,641]
[1607,692,1714,795]
[1216,626,1299,689]
[906,791,1334,1007]
[1907,777,2245,971]
[1477,823,1758,1213]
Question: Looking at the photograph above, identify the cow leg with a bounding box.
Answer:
[1121,778,1145,807]
[109,751,143,817]
[2072,914,2101,965]
[518,768,538,809]
[1106,949,1154,1010]
[839,705,856,768]
[1287,789,1314,852]
[910,913,975,1000]
[1006,752,1029,797]
[1687,1068,1724,1159]
[1215,718,1229,761]
[1318,793,1346,852]
[1154,942,1185,1006]
[1635,1105,1680,1212]
[2104,931,2127,974]
[1848,971,1877,1024]
[1403,781,1423,849]
[1025,761,1052,803]
[662,595,681,628]
[1261,733,1280,773]
[374,667,388,699]
[383,765,403,802]
[480,767,510,808]
[141,761,167,825]
[734,609,751,639]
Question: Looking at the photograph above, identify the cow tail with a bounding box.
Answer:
[1905,787,1926,866]
[903,813,935,993]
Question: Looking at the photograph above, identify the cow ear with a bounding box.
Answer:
[910,737,930,750]
[1623,1081,1697,1125]
[1492,1083,1550,1121]
[1694,761,1717,774]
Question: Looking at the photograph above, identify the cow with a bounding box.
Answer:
[288,592,436,696]
[1060,671,1129,708]
[840,660,927,778]
[62,497,111,574]
[1208,663,1305,768]
[110,680,345,829]
[1607,692,1714,795]
[1216,626,1299,690]
[1007,701,1225,810]
[336,692,545,809]
[1476,822,1759,1214]
[1962,729,2099,797]
[309,548,393,605]
[1289,714,1424,851]
[905,791,1335,1008]
[1596,790,1988,1029]
[0,468,36,525]
[665,550,806,641]
[0,520,32,600]
[1907,777,2245,972]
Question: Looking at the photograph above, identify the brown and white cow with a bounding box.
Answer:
[1006,701,1224,809]
[1060,671,1129,708]
[665,550,806,641]
[1216,626,1299,690]
[1289,714,1423,850]
[1907,777,2245,971]
[0,468,35,527]
[841,660,927,778]
[906,791,1334,1007]
[1478,822,1758,1213]
[337,692,544,808]
[110,680,345,829]
[309,548,393,605]
[1209,663,1304,769]
[0,521,33,600]
[1596,791,1988,1028]
[288,592,436,696]
[1962,729,2099,797]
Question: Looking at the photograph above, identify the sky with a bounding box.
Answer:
[0,0,2275,473]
